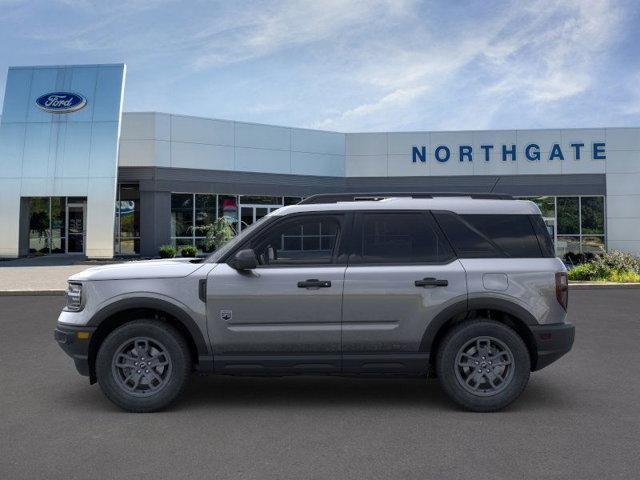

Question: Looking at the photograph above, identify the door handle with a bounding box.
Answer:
[415,277,448,287]
[297,279,332,288]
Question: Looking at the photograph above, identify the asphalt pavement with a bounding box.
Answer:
[1,290,639,480]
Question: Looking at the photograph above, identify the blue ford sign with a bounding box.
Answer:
[412,142,606,163]
[35,92,87,114]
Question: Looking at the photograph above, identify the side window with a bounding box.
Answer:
[250,216,340,266]
[461,214,543,258]
[433,212,500,258]
[433,211,545,258]
[353,212,453,264]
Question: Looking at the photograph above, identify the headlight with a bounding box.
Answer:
[65,282,83,312]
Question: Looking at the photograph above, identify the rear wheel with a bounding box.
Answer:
[436,319,530,412]
[96,320,191,412]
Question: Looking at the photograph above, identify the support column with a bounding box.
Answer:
[139,189,171,257]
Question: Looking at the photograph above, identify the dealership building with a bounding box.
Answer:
[1,63,639,259]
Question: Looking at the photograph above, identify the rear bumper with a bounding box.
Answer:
[54,324,96,377]
[530,322,575,371]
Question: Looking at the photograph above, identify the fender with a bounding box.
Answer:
[88,296,212,369]
[419,297,538,353]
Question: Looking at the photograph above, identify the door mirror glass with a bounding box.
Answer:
[231,249,257,270]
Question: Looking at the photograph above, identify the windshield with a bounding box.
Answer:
[205,215,273,263]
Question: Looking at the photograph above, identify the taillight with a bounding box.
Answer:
[555,272,568,311]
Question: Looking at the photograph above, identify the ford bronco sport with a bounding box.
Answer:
[55,193,574,412]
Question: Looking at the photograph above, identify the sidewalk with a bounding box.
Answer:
[0,256,119,294]
[2,257,640,294]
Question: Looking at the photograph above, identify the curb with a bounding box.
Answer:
[569,282,640,289]
[0,290,65,296]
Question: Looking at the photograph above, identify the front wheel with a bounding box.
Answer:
[436,320,530,412]
[96,320,192,412]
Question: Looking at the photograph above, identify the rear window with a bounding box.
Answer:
[433,212,551,258]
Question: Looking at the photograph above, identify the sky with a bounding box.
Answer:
[0,0,639,132]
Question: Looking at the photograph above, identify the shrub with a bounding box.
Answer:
[180,245,198,257]
[567,250,640,282]
[158,245,177,258]
[563,252,595,265]
[567,263,596,281]
[592,250,640,273]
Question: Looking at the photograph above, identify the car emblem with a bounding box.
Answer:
[220,310,232,321]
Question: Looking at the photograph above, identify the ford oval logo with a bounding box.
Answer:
[35,92,87,114]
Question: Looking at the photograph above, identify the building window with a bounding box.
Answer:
[519,195,606,258]
[170,194,302,254]
[27,196,86,255]
[29,198,56,254]
[114,184,140,255]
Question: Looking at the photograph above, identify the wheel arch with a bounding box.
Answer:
[86,297,212,383]
[421,298,539,371]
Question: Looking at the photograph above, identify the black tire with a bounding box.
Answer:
[436,319,530,412]
[96,320,191,412]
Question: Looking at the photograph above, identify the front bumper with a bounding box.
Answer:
[54,324,96,377]
[530,322,575,371]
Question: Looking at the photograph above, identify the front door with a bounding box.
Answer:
[341,211,468,374]
[207,213,347,373]
[66,203,85,254]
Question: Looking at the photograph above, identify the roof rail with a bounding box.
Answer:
[298,192,514,205]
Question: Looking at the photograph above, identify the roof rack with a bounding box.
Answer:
[298,192,513,205]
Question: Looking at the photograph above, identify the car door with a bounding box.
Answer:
[341,211,467,374]
[207,212,348,374]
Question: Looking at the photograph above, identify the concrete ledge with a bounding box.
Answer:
[0,290,65,296]
[569,282,640,289]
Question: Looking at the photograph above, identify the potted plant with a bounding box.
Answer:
[193,217,235,252]
[158,245,177,258]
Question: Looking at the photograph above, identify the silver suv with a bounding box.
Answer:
[55,193,574,412]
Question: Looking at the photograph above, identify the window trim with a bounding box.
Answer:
[348,210,457,266]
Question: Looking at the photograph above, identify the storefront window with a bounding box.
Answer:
[27,196,85,255]
[581,197,605,234]
[50,197,66,254]
[239,195,282,205]
[519,195,605,257]
[29,198,50,254]
[195,194,216,228]
[218,195,238,230]
[171,193,193,238]
[556,236,581,259]
[581,236,606,254]
[557,197,579,235]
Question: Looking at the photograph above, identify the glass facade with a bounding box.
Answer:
[170,194,303,254]
[519,196,606,257]
[27,197,86,255]
[114,184,140,255]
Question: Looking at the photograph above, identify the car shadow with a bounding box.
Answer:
[179,375,452,410]
[56,373,572,414]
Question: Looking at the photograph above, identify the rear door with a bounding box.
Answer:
[341,211,467,374]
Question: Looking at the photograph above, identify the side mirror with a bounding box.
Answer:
[231,249,257,270]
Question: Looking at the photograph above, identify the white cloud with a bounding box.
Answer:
[1,0,631,131]
[314,0,625,130]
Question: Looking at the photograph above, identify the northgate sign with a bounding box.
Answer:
[412,142,606,163]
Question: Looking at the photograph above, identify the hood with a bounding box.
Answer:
[69,258,207,282]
